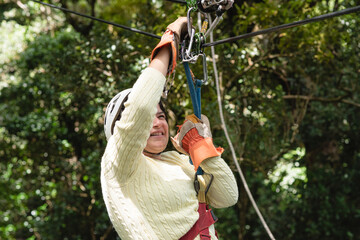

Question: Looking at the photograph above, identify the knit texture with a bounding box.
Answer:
[101,67,239,240]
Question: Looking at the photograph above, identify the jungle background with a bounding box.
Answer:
[1,0,360,239]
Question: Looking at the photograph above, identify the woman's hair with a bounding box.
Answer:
[115,98,167,123]
[159,100,168,121]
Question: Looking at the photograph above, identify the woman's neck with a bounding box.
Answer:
[143,149,162,160]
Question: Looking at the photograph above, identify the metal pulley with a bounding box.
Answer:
[198,0,230,13]
[186,0,232,14]
[182,0,233,62]
[180,0,233,85]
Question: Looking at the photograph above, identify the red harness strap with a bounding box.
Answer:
[180,202,218,240]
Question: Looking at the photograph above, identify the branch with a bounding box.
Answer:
[283,95,360,107]
[341,99,360,108]
[59,0,95,36]
[241,53,293,75]
[17,0,28,10]
[100,225,114,240]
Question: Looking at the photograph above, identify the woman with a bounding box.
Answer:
[101,17,238,240]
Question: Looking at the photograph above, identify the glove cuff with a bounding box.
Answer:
[181,127,204,153]
[151,30,178,74]
[189,138,224,171]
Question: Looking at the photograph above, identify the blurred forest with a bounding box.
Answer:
[1,0,360,239]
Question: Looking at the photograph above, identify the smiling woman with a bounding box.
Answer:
[143,104,169,159]
[100,17,238,240]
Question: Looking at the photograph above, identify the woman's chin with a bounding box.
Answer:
[144,144,167,154]
[145,138,168,154]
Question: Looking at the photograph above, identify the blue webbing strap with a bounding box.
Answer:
[183,62,201,117]
[195,79,202,115]
[183,62,204,175]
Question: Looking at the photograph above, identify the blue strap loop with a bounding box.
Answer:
[183,62,204,175]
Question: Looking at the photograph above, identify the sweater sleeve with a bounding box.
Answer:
[199,156,239,208]
[101,67,166,184]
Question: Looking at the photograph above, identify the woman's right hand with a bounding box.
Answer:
[151,17,189,75]
[171,114,224,171]
[166,17,189,43]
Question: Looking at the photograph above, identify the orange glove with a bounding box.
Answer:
[151,17,188,75]
[171,114,224,171]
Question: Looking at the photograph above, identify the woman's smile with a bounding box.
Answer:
[144,104,169,155]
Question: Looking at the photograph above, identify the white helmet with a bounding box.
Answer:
[104,88,131,140]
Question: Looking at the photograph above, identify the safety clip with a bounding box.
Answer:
[194,172,214,196]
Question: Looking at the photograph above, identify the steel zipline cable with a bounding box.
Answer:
[31,0,186,38]
[30,0,161,39]
[204,5,360,47]
[31,0,360,48]
[165,0,186,4]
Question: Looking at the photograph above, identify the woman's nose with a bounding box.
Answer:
[153,117,161,127]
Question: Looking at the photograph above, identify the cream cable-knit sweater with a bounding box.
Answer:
[101,67,238,240]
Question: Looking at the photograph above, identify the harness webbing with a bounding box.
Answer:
[183,62,202,118]
[183,62,204,175]
[179,203,217,240]
[180,175,217,240]
[182,62,218,239]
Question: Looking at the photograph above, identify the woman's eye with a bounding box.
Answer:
[158,115,165,119]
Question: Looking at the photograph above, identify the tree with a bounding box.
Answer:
[1,0,360,239]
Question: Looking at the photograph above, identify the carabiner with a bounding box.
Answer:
[185,28,195,60]
[194,172,214,196]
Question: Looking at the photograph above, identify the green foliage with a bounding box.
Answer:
[1,0,360,239]
[0,10,140,238]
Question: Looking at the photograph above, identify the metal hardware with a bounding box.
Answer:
[194,172,214,195]
[198,0,227,13]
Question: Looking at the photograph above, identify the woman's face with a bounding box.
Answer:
[144,104,169,154]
